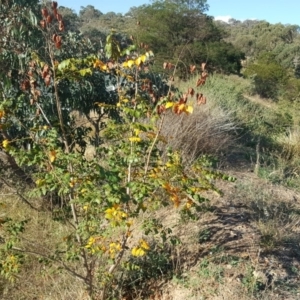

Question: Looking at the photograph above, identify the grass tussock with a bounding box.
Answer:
[161,104,237,164]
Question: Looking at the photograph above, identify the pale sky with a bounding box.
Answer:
[56,0,300,26]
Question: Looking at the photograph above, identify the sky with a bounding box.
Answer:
[57,0,300,26]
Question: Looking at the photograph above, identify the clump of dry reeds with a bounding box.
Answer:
[160,101,238,164]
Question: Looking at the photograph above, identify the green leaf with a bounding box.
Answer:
[79,68,92,76]
[58,59,71,72]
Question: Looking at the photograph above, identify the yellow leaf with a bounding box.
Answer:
[146,51,154,58]
[185,105,194,114]
[140,239,150,250]
[105,208,114,219]
[140,55,147,63]
[178,103,185,111]
[131,247,138,256]
[49,150,56,162]
[123,60,134,68]
[69,179,76,188]
[133,128,141,136]
[186,199,193,209]
[132,247,145,257]
[165,102,174,109]
[35,179,44,187]
[0,110,5,119]
[129,136,141,143]
[128,60,135,68]
[126,220,133,227]
[93,59,104,68]
[135,57,142,66]
[2,139,9,149]
[94,59,108,71]
[85,236,96,248]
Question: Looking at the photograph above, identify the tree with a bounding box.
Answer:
[79,5,103,22]
[128,1,222,75]
[152,0,209,12]
[190,41,245,74]
[220,20,300,70]
[128,1,244,77]
[245,52,288,99]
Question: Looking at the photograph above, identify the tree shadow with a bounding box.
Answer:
[182,199,300,296]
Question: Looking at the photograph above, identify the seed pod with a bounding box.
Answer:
[187,87,195,97]
[41,8,48,18]
[20,80,30,91]
[42,71,47,79]
[43,64,50,73]
[44,74,51,86]
[55,42,61,49]
[46,15,53,24]
[40,20,46,29]
[55,35,61,43]
[58,20,65,31]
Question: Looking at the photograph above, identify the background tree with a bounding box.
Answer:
[152,0,209,12]
[128,1,243,76]
[79,5,103,22]
[219,19,300,70]
[244,52,288,99]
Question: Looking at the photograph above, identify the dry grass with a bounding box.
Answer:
[0,189,88,300]
[278,127,300,158]
[160,102,237,165]
[154,172,300,300]
[1,170,300,299]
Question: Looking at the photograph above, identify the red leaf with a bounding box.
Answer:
[190,65,196,73]
[41,8,48,18]
[46,15,53,24]
[157,105,166,115]
[196,93,207,105]
[40,20,46,29]
[58,20,65,31]
[44,74,51,86]
[187,87,195,96]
